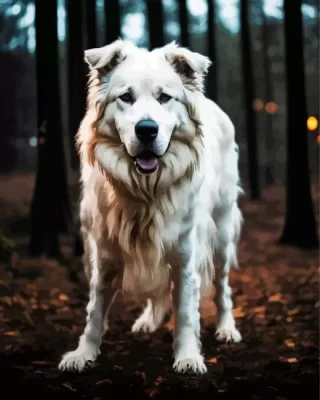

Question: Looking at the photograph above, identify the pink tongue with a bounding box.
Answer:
[136,157,158,171]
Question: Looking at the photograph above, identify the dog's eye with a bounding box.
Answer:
[158,93,172,104]
[119,92,134,104]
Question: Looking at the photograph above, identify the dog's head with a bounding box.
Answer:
[83,39,211,187]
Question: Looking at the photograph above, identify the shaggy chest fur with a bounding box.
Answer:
[82,172,196,299]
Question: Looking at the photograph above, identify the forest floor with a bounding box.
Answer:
[0,173,319,400]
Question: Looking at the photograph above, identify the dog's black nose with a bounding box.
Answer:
[135,119,158,143]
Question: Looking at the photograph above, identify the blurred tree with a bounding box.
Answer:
[214,20,243,146]
[0,1,37,172]
[146,0,164,49]
[206,0,217,102]
[261,4,274,185]
[105,0,121,44]
[0,0,29,48]
[29,0,71,257]
[66,0,86,170]
[280,0,318,248]
[240,0,260,200]
[86,0,98,49]
[162,0,180,44]
[66,0,88,257]
[0,51,19,171]
[178,0,189,47]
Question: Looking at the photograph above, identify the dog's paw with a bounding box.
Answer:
[173,354,207,375]
[215,327,242,343]
[131,316,159,333]
[58,348,99,373]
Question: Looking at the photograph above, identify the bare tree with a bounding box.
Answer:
[104,0,121,44]
[261,4,274,185]
[66,0,86,170]
[86,0,97,49]
[206,0,218,102]
[280,0,318,248]
[29,0,71,257]
[178,0,189,47]
[146,0,165,50]
[240,0,261,200]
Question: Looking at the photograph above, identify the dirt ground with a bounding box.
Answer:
[0,174,319,399]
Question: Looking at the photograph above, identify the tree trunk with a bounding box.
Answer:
[280,0,318,249]
[86,0,97,49]
[261,7,274,185]
[66,0,86,170]
[239,0,260,200]
[146,0,164,50]
[104,0,121,44]
[178,0,189,47]
[29,0,71,257]
[206,0,218,102]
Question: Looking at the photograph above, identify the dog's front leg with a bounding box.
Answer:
[58,237,118,372]
[171,230,207,375]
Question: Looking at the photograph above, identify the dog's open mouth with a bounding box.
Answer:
[134,150,159,174]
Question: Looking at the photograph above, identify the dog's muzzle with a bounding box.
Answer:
[134,119,159,174]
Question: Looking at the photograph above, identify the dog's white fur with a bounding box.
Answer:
[58,40,243,375]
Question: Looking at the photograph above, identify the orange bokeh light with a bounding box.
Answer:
[316,135,320,144]
[253,99,264,111]
[265,102,279,114]
[307,116,319,131]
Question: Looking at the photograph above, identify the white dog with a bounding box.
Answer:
[58,39,243,375]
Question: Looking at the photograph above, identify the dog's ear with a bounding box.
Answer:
[84,39,135,74]
[162,41,212,92]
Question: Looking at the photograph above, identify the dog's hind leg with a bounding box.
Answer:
[131,295,171,333]
[213,202,242,343]
[58,236,118,372]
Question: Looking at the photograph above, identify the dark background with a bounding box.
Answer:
[0,1,319,399]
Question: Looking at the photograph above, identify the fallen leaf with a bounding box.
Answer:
[279,356,299,363]
[252,306,266,314]
[287,358,299,363]
[233,307,245,318]
[206,357,218,364]
[146,376,166,397]
[103,340,113,345]
[96,378,112,385]
[32,361,57,366]
[146,389,159,398]
[0,296,12,306]
[288,308,299,316]
[62,382,76,392]
[284,339,295,348]
[154,376,166,385]
[268,293,282,302]
[4,330,20,337]
[135,370,146,382]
